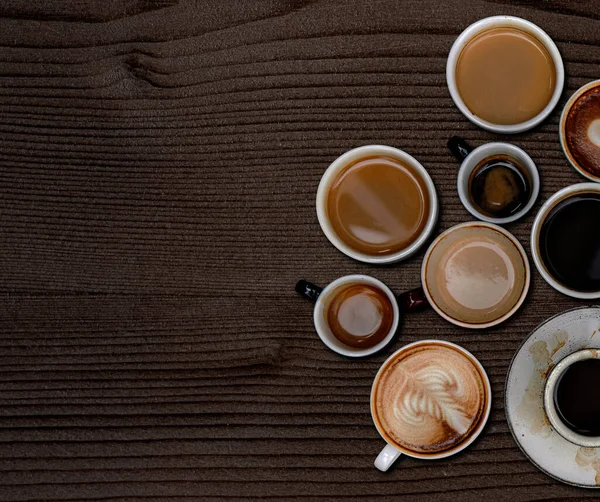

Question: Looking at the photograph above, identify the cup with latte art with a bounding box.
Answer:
[371,340,491,471]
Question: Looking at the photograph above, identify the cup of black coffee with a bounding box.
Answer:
[531,183,600,298]
[448,137,539,224]
[544,349,600,447]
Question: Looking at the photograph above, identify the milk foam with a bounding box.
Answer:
[375,345,485,453]
[587,119,600,148]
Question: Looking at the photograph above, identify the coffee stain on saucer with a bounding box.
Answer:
[576,447,600,485]
[550,331,568,357]
[588,329,597,343]
[517,330,568,435]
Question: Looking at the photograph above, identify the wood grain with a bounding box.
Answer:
[1,0,600,499]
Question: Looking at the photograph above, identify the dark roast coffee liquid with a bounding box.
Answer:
[554,359,600,436]
[469,155,530,218]
[539,193,600,291]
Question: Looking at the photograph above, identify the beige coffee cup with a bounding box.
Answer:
[447,16,564,134]
[316,145,438,264]
[371,340,491,471]
[421,222,530,328]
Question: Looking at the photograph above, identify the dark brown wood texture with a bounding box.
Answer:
[2,0,600,500]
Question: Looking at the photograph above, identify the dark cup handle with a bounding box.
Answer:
[396,287,428,312]
[448,136,473,162]
[296,280,323,303]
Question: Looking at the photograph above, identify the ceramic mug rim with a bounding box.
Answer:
[421,221,530,329]
[530,183,600,299]
[313,274,400,357]
[370,339,492,460]
[446,15,565,134]
[456,142,540,224]
[559,79,600,182]
[316,145,439,264]
[543,348,600,448]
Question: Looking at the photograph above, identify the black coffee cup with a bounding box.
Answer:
[531,183,600,298]
[448,136,539,224]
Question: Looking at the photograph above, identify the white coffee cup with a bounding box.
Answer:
[544,348,600,447]
[559,79,600,182]
[295,275,427,357]
[316,145,438,264]
[371,340,492,471]
[531,183,600,299]
[449,137,540,224]
[446,15,564,134]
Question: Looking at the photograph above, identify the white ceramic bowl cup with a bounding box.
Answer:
[371,340,492,471]
[544,348,600,448]
[453,140,540,224]
[531,183,600,299]
[316,145,438,264]
[447,15,564,134]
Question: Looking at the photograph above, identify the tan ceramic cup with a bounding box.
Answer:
[421,222,530,329]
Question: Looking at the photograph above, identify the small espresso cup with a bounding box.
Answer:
[544,349,600,447]
[531,183,600,299]
[448,137,539,224]
[295,275,426,357]
[316,145,438,264]
[371,340,492,471]
[446,15,564,134]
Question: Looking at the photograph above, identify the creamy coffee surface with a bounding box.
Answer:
[425,225,526,324]
[564,84,600,177]
[456,27,555,125]
[327,156,430,256]
[374,344,486,454]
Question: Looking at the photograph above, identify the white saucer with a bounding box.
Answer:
[505,306,600,488]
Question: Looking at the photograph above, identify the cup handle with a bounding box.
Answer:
[396,287,428,312]
[375,444,402,471]
[448,136,473,162]
[295,280,323,303]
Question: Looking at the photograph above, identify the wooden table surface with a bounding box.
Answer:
[2,1,600,500]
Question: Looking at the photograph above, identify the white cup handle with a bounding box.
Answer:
[374,444,402,471]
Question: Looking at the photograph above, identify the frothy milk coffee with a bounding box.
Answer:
[372,342,489,455]
[562,82,600,179]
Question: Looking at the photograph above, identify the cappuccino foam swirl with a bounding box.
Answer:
[374,345,486,454]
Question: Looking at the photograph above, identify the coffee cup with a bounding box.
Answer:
[544,349,600,447]
[559,79,600,182]
[447,16,564,134]
[531,183,600,299]
[295,275,426,357]
[316,145,438,264]
[297,224,529,342]
[448,137,540,224]
[371,340,492,471]
[421,221,530,328]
